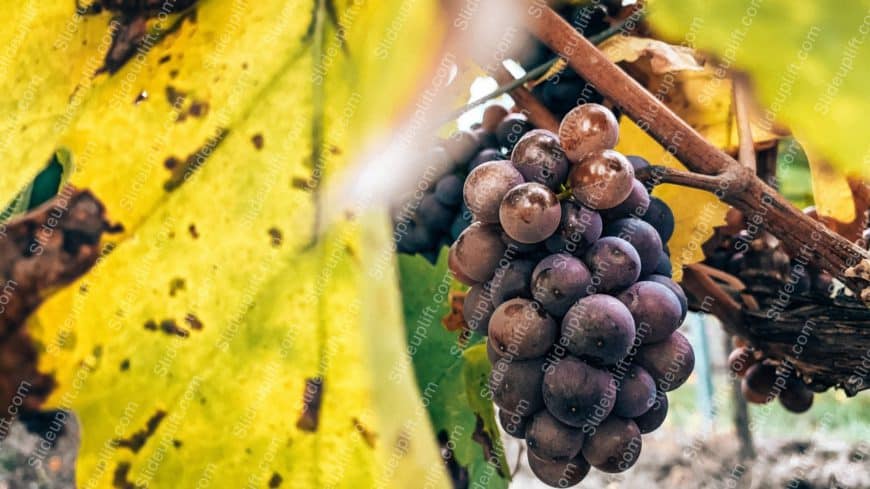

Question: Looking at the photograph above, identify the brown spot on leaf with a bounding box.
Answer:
[164,156,181,170]
[120,358,130,371]
[184,313,203,330]
[251,133,264,150]
[163,128,229,191]
[268,473,283,488]
[112,461,135,489]
[172,439,182,448]
[169,69,179,79]
[160,319,189,338]
[116,410,166,453]
[291,177,313,191]
[98,16,147,75]
[188,100,209,118]
[296,377,324,432]
[352,418,377,448]
[169,277,185,297]
[165,85,187,107]
[471,414,505,477]
[134,90,148,105]
[442,290,467,332]
[188,224,199,239]
[158,54,171,64]
[144,319,158,331]
[268,228,282,247]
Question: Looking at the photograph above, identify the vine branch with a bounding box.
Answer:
[521,2,870,300]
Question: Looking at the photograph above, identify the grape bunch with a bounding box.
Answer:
[392,106,534,263]
[727,338,815,413]
[449,103,692,487]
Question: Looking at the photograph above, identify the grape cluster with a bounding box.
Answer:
[727,339,815,413]
[449,103,692,487]
[393,106,534,263]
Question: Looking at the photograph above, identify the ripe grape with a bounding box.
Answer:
[531,253,592,317]
[634,391,668,434]
[561,295,635,366]
[727,346,756,377]
[487,338,501,364]
[468,148,505,171]
[558,103,619,163]
[488,299,558,360]
[464,283,496,334]
[542,356,616,428]
[496,113,533,150]
[604,218,664,277]
[612,365,656,418]
[635,331,695,392]
[449,205,473,240]
[510,129,570,191]
[448,222,506,285]
[569,149,635,210]
[601,179,650,220]
[546,201,603,255]
[418,194,454,232]
[581,416,642,473]
[444,130,481,164]
[626,155,650,172]
[463,161,524,223]
[779,378,814,413]
[646,274,687,320]
[741,363,779,404]
[652,251,673,277]
[642,196,675,242]
[583,237,642,292]
[396,220,433,254]
[526,410,585,460]
[618,281,683,344]
[527,450,590,488]
[499,408,531,439]
[499,182,562,244]
[434,174,464,207]
[489,356,546,413]
[489,259,535,304]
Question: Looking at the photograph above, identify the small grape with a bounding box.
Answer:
[449,205,473,240]
[496,113,533,150]
[652,251,673,277]
[779,378,814,413]
[583,237,642,292]
[561,295,636,366]
[634,391,668,434]
[642,197,675,243]
[604,218,664,277]
[531,253,592,317]
[626,155,650,171]
[601,179,650,221]
[646,274,687,320]
[612,365,656,418]
[510,129,570,191]
[581,417,642,473]
[527,450,590,488]
[569,149,635,210]
[434,174,464,207]
[464,283,496,334]
[542,356,616,428]
[488,298,558,360]
[464,161,524,223]
[636,331,695,392]
[499,182,562,244]
[740,363,778,404]
[396,219,432,254]
[525,410,584,460]
[499,409,532,439]
[448,222,506,285]
[482,105,509,133]
[727,347,756,377]
[546,201,603,256]
[468,148,505,171]
[489,259,535,304]
[418,194,454,232]
[444,130,481,164]
[558,103,619,163]
[618,281,683,344]
[489,356,546,413]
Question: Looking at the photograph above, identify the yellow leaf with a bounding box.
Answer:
[803,145,856,223]
[17,0,451,487]
[615,119,729,280]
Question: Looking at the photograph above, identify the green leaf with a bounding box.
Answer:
[649,0,870,179]
[399,251,510,488]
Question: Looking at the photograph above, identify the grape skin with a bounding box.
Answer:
[488,298,558,360]
[511,129,570,191]
[569,150,635,210]
[526,410,585,460]
[463,161,525,223]
[583,237,642,293]
[448,222,506,285]
[489,356,546,413]
[499,182,562,244]
[581,416,642,473]
[561,295,636,366]
[636,331,695,392]
[527,450,590,488]
[531,253,592,317]
[604,218,664,277]
[618,281,683,344]
[634,391,668,434]
[558,103,619,163]
[542,356,617,428]
[612,365,656,418]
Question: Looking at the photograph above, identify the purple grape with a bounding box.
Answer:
[449,206,473,240]
[581,416,642,473]
[561,294,635,366]
[643,196,675,242]
[510,129,570,191]
[499,409,531,439]
[489,259,535,304]
[434,174,464,207]
[612,365,656,418]
[583,237,641,292]
[396,219,432,254]
[604,218,663,277]
[444,130,481,164]
[634,391,668,434]
[601,179,650,220]
[647,274,687,320]
[636,331,695,392]
[496,113,533,150]
[652,251,672,277]
[469,148,504,171]
[531,253,592,317]
[525,410,584,460]
[527,450,590,487]
[488,298,558,360]
[618,281,682,344]
[463,161,524,223]
[542,356,616,428]
[548,200,603,256]
[418,194,453,232]
[489,356,545,413]
[448,222,506,285]
[499,182,562,244]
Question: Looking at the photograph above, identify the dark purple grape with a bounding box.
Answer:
[487,338,501,364]
[569,150,635,210]
[539,75,602,119]
[741,363,779,404]
[464,161,524,223]
[558,104,619,163]
[601,180,650,220]
[489,356,545,413]
[489,298,558,360]
[583,237,641,292]
[646,274,687,320]
[396,219,433,254]
[613,365,656,418]
[444,130,481,164]
[634,391,668,433]
[434,174,463,207]
[489,259,535,304]
[652,251,672,277]
[449,205,473,240]
[510,129,570,191]
[474,127,498,150]
[642,196,675,243]
[547,200,603,256]
[499,183,561,244]
[626,155,650,171]
[604,218,664,277]
[779,378,813,413]
[525,410,584,460]
[468,148,504,171]
[448,222,506,285]
[636,331,695,392]
[418,194,453,232]
[527,450,590,488]
[581,416,642,473]
[464,283,496,334]
[501,232,541,255]
[496,113,533,150]
[542,356,616,428]
[618,281,682,344]
[499,409,532,438]
[531,253,592,317]
[561,295,635,366]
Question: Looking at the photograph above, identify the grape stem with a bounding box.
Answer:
[520,1,870,301]
[732,74,757,172]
